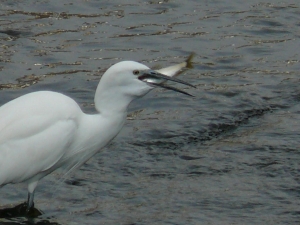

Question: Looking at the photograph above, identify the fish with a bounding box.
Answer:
[141,53,195,96]
[157,53,194,77]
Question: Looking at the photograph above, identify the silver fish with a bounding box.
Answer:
[157,53,194,77]
[140,53,195,96]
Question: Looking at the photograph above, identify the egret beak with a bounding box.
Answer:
[138,70,195,97]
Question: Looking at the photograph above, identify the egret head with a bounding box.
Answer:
[99,61,195,98]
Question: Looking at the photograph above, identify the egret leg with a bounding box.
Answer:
[26,180,38,212]
[26,191,35,211]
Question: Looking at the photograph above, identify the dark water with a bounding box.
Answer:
[1,0,300,224]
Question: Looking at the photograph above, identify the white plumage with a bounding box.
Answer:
[0,58,194,211]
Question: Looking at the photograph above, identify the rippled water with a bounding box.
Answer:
[0,0,300,224]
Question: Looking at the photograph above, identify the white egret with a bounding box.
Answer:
[0,55,195,211]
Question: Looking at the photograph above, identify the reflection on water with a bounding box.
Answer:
[0,0,300,224]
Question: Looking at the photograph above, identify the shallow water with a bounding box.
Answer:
[0,0,300,224]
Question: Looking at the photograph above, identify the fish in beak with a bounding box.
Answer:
[138,53,196,96]
[156,53,194,77]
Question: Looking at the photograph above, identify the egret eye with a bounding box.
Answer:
[133,70,140,75]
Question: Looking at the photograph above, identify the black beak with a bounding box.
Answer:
[138,70,196,97]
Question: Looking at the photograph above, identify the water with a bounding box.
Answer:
[0,0,299,224]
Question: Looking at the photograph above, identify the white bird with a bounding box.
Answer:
[0,55,195,211]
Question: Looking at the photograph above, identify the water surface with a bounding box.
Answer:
[0,0,299,224]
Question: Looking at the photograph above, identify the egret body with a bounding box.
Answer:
[0,58,194,211]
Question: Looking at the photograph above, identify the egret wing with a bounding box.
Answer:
[0,91,81,184]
